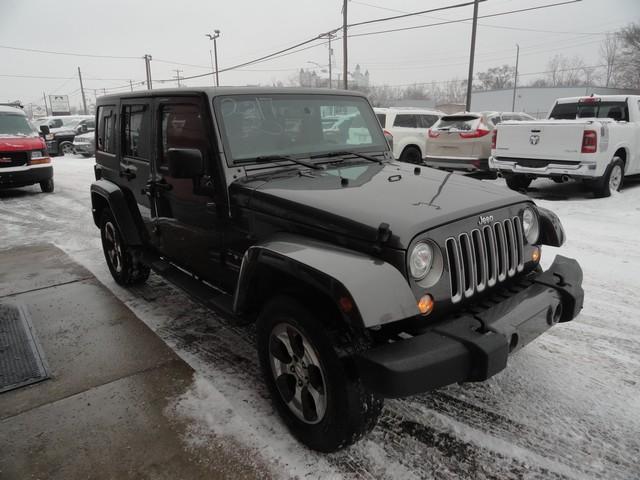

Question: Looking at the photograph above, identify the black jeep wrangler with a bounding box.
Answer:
[90,88,583,452]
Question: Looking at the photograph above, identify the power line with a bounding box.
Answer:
[0,44,139,59]
[348,0,583,38]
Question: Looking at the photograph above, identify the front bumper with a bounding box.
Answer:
[73,143,95,155]
[0,165,53,188]
[355,255,583,398]
[425,155,489,172]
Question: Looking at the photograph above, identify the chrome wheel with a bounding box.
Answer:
[60,142,74,155]
[609,164,622,192]
[103,221,123,274]
[268,323,327,424]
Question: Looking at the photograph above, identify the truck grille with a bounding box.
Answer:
[0,151,28,168]
[446,217,524,303]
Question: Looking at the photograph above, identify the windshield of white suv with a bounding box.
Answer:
[214,94,387,164]
[0,113,37,137]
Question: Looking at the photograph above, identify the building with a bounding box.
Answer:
[470,86,640,118]
[298,63,370,89]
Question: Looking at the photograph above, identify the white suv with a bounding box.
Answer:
[374,107,443,163]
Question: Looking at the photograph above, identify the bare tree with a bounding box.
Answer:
[545,54,586,87]
[616,22,640,88]
[475,65,515,91]
[600,33,619,87]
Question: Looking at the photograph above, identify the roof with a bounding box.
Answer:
[0,105,27,115]
[97,86,368,102]
[556,95,640,103]
[373,107,443,115]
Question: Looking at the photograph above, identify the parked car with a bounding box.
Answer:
[0,105,53,192]
[424,111,535,174]
[32,115,93,156]
[374,107,442,163]
[73,130,95,157]
[490,95,640,197]
[91,87,583,452]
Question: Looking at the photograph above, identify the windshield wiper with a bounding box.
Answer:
[254,154,322,170]
[310,150,383,164]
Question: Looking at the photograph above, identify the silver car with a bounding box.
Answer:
[72,131,95,157]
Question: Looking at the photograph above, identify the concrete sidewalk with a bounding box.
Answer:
[0,245,265,479]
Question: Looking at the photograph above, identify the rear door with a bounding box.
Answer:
[95,104,119,179]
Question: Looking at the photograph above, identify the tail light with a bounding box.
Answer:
[459,127,490,139]
[428,129,440,139]
[491,129,498,149]
[581,130,597,153]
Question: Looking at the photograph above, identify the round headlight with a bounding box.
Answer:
[410,242,434,280]
[522,207,540,244]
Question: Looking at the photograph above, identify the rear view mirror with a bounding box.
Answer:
[167,148,204,178]
[39,125,50,135]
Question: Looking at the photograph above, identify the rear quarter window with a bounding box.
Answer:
[376,113,386,127]
[393,114,417,128]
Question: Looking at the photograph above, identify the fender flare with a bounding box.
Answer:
[90,179,143,246]
[537,206,565,247]
[233,234,419,329]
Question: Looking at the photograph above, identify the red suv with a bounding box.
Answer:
[0,106,54,192]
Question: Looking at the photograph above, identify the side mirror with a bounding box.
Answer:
[167,148,204,178]
[81,124,89,133]
[39,125,50,135]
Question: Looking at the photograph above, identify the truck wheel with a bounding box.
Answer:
[39,178,54,193]
[399,146,422,164]
[257,295,383,452]
[100,211,150,285]
[81,153,93,158]
[59,141,74,156]
[593,157,624,198]
[505,174,532,191]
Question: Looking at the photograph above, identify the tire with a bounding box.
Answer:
[399,145,423,165]
[99,210,150,286]
[59,141,74,156]
[257,295,383,452]
[505,174,532,191]
[593,157,624,198]
[39,178,54,193]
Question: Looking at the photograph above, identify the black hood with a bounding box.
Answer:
[232,161,527,250]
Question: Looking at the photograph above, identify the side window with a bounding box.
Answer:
[393,114,417,128]
[97,106,116,154]
[160,104,207,169]
[418,115,438,128]
[376,113,386,127]
[122,104,150,159]
[489,115,502,125]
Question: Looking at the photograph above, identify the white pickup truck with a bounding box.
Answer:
[489,95,640,197]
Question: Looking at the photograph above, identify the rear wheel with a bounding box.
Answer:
[399,145,423,165]
[593,157,624,198]
[59,141,74,156]
[39,178,54,193]
[100,210,150,285]
[257,295,383,452]
[505,174,532,191]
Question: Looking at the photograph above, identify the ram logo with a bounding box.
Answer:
[478,215,494,226]
[529,134,540,145]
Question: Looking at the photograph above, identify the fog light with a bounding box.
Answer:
[532,247,541,263]
[418,294,434,315]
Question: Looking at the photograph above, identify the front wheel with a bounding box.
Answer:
[505,174,532,191]
[59,141,74,156]
[593,157,624,198]
[257,296,383,452]
[40,178,54,193]
[100,210,150,285]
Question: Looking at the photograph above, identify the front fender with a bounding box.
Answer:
[90,180,143,246]
[537,206,565,247]
[233,234,419,329]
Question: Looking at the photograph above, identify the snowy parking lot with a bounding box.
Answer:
[1,155,639,479]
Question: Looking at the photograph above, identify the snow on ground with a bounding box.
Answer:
[1,155,639,479]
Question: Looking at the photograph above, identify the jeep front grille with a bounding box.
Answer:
[446,217,524,303]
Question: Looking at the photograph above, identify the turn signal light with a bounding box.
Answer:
[418,294,434,315]
[532,247,541,263]
[29,157,51,165]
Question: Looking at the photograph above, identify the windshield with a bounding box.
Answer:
[214,94,387,163]
[549,101,629,121]
[0,113,37,137]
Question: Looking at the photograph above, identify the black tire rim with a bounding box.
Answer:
[103,221,123,274]
[268,322,327,425]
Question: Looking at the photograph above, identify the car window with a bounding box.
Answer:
[550,101,629,121]
[393,114,417,128]
[97,106,116,154]
[160,104,207,168]
[488,115,502,125]
[50,118,63,128]
[122,104,150,159]
[417,115,438,128]
[501,114,518,122]
[376,113,386,127]
[434,116,480,131]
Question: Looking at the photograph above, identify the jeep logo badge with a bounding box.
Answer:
[529,134,540,145]
[478,215,494,226]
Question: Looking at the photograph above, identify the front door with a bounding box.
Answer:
[151,96,227,284]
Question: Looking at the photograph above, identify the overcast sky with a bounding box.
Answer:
[1,0,638,108]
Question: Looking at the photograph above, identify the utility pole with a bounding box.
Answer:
[511,44,520,112]
[320,32,336,88]
[173,69,183,87]
[342,0,348,90]
[206,31,221,86]
[465,0,479,111]
[42,91,49,116]
[144,54,153,90]
[77,67,88,115]
[130,80,134,92]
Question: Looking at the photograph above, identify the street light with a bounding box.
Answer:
[205,30,221,86]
